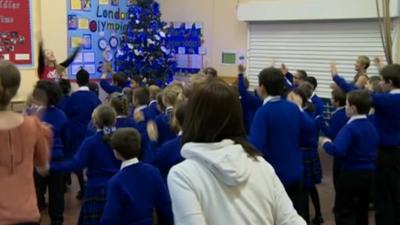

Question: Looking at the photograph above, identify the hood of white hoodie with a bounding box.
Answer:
[181,139,252,186]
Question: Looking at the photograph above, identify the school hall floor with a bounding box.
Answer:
[40,150,375,225]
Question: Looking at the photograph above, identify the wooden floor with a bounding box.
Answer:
[40,150,375,225]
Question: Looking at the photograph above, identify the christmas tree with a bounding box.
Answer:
[115,0,176,82]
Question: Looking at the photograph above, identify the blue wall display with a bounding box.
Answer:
[66,0,129,79]
[166,22,204,74]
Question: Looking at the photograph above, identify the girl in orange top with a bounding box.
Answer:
[0,60,51,225]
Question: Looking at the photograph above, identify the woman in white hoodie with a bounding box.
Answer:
[167,78,306,225]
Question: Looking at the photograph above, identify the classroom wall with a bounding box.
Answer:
[160,0,248,78]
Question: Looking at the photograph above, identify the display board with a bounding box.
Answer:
[0,0,33,67]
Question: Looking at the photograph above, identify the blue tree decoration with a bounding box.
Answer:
[116,0,176,83]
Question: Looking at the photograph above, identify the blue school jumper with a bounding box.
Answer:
[56,95,70,113]
[154,107,177,147]
[238,73,263,133]
[101,159,173,225]
[152,136,183,181]
[323,116,378,171]
[133,106,157,163]
[317,107,349,140]
[249,96,304,185]
[148,100,161,118]
[301,110,322,187]
[333,75,358,93]
[311,93,325,117]
[51,132,121,225]
[100,79,124,95]
[41,107,68,160]
[373,90,400,225]
[65,87,101,158]
[373,90,400,148]
[284,72,295,90]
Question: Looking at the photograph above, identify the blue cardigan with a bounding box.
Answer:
[148,101,161,118]
[65,89,101,157]
[41,106,68,160]
[311,94,325,117]
[100,162,173,225]
[56,95,70,113]
[154,110,177,147]
[317,107,349,140]
[100,79,124,95]
[300,111,318,150]
[238,73,263,133]
[373,92,400,148]
[249,97,305,185]
[333,75,357,93]
[51,132,121,188]
[323,117,379,171]
[152,136,183,181]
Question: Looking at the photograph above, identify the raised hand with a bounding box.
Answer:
[281,64,288,75]
[238,64,246,74]
[330,62,338,77]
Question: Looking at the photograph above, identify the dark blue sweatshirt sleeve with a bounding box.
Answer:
[249,108,267,154]
[333,75,357,93]
[100,79,119,95]
[154,171,174,225]
[50,139,91,172]
[316,116,336,139]
[100,179,123,225]
[323,126,352,157]
[238,74,262,109]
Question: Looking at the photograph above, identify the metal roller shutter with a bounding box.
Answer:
[247,20,388,98]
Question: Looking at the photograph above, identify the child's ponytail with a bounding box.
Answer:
[92,105,117,143]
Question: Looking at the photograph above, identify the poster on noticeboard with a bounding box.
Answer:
[0,0,34,67]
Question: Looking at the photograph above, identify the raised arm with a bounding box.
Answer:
[37,41,45,79]
[330,63,357,93]
[59,46,81,68]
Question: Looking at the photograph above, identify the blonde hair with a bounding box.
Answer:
[0,61,21,110]
[109,93,129,116]
[162,84,185,107]
[358,56,371,70]
[148,85,161,100]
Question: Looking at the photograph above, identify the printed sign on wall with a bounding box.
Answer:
[67,0,129,79]
[0,0,33,66]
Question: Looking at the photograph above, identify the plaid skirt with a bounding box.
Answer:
[303,147,322,188]
[77,187,106,225]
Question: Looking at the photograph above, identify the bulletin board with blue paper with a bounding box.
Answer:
[166,22,204,74]
[66,0,130,79]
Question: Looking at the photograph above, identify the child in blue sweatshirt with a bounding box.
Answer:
[249,67,307,220]
[152,101,187,182]
[32,80,68,225]
[56,78,71,113]
[131,87,157,163]
[321,90,378,225]
[236,65,262,134]
[316,89,348,191]
[86,93,137,137]
[373,64,400,225]
[148,84,183,148]
[305,76,325,117]
[148,85,162,117]
[101,128,173,225]
[65,69,101,198]
[99,63,128,95]
[288,86,323,225]
[51,105,121,225]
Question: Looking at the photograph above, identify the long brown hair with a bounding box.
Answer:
[182,78,259,159]
[0,61,21,110]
